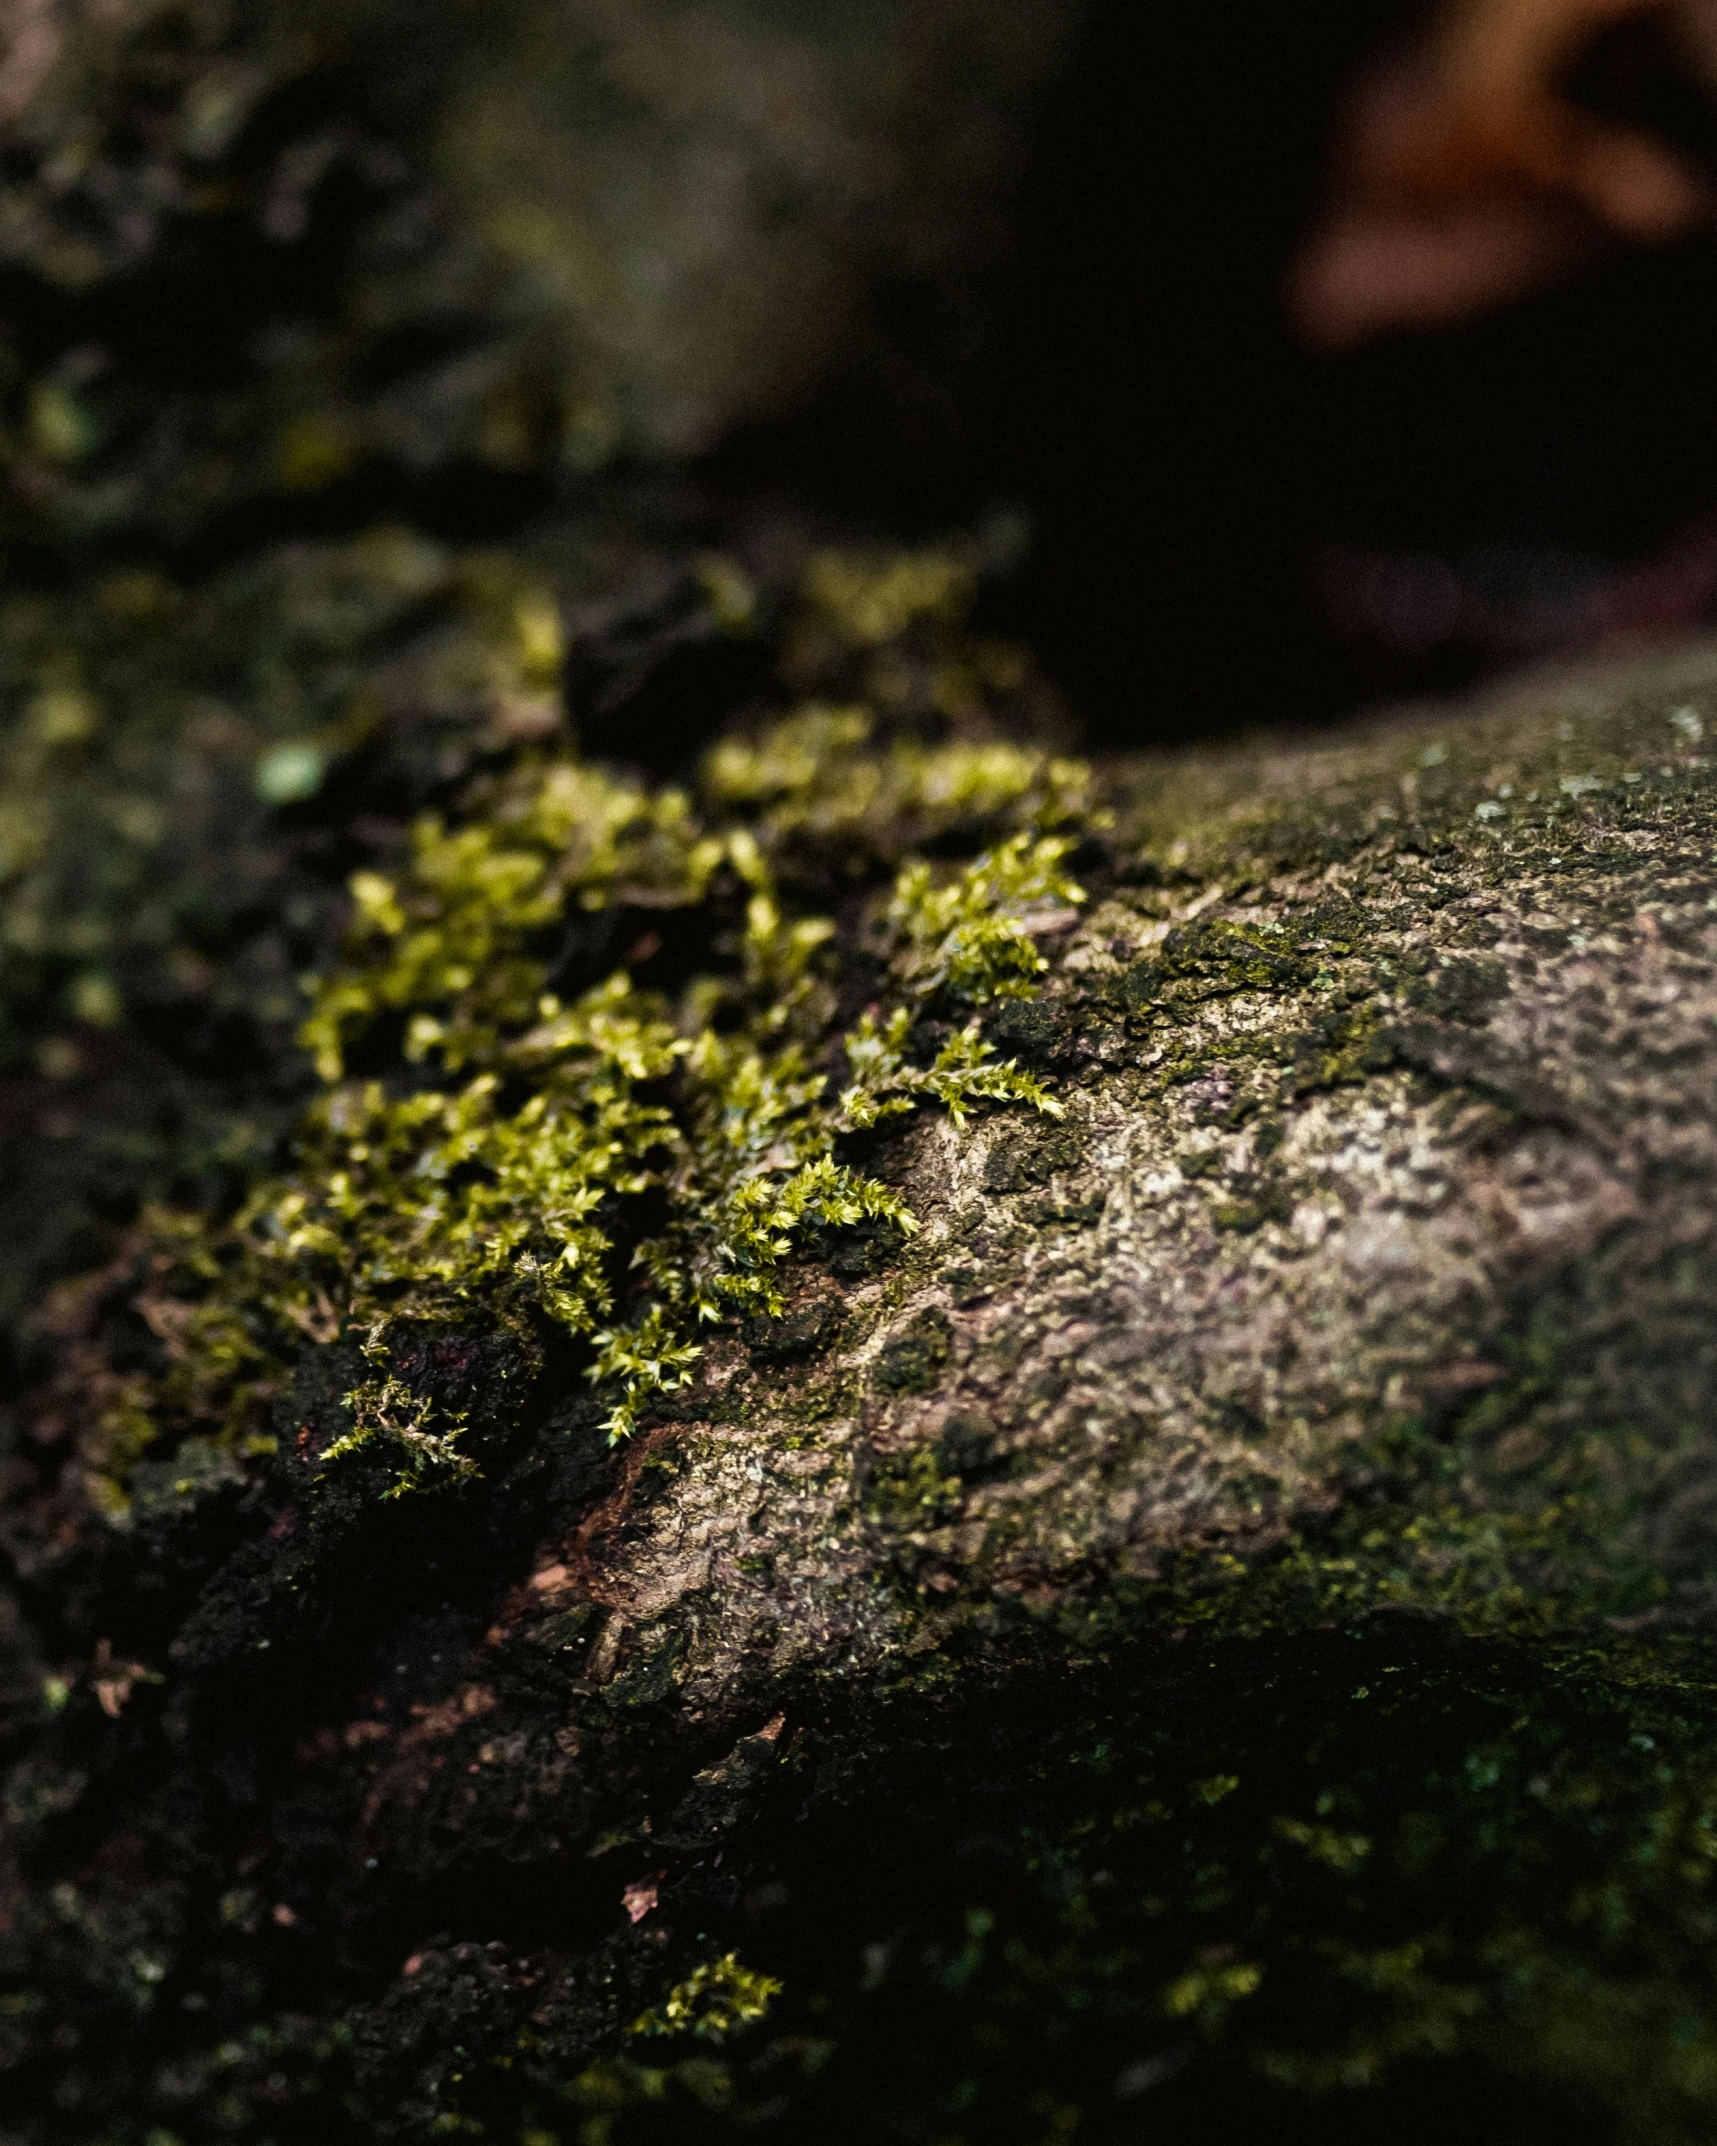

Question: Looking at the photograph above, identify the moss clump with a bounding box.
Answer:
[630,1953,783,2044]
[117,679,1080,1469]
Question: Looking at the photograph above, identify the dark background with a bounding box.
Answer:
[707,0,1717,748]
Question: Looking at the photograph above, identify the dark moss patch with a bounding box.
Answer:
[980,1116,1086,1193]
[742,1297,840,1364]
[984,993,1064,1069]
[866,1444,964,1530]
[1405,956,1511,1025]
[874,1309,955,1397]
[1120,918,1310,1016]
[1211,1178,1295,1234]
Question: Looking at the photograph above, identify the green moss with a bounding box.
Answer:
[8,16,1717,2125]
[629,1954,783,2044]
[867,1443,964,1530]
[101,563,1082,1473]
[1209,1178,1294,1234]
[320,1343,479,1499]
[1121,916,1308,1005]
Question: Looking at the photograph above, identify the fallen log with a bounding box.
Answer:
[11,630,1717,2141]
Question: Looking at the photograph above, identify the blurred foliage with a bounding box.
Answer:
[0,0,1068,527]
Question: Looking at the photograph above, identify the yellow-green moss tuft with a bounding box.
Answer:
[629,1954,783,2044]
[123,568,1087,1469]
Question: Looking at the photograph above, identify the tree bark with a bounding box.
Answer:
[15,635,1717,2136]
[485,635,1717,1728]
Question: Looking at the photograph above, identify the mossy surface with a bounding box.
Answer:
[10,591,1717,2141]
[10,6,1717,2141]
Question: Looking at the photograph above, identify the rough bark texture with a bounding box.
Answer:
[546,637,1717,1701]
[10,6,1717,2139]
[14,634,1717,2141]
